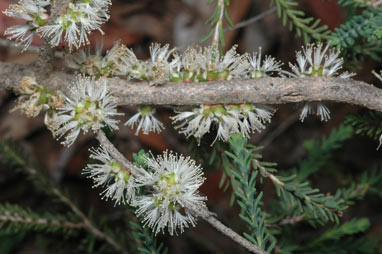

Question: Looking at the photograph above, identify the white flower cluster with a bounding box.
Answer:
[3,0,49,50]
[65,41,127,77]
[3,0,111,51]
[288,44,355,122]
[172,104,274,145]
[125,106,164,135]
[83,148,207,235]
[52,76,121,146]
[64,44,282,138]
[83,146,136,205]
[171,47,278,144]
[135,151,206,235]
[70,43,281,85]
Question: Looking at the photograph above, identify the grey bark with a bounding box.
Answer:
[1,62,382,112]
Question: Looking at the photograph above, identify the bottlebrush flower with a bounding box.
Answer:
[125,106,164,135]
[288,44,355,122]
[83,146,136,205]
[52,76,121,146]
[135,151,206,235]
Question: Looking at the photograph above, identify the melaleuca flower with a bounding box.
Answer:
[200,45,249,81]
[181,46,204,82]
[83,146,136,205]
[144,43,176,85]
[288,44,355,122]
[229,104,274,138]
[168,53,183,82]
[38,2,109,51]
[299,102,331,122]
[11,76,64,118]
[53,77,121,146]
[172,105,239,145]
[248,48,283,78]
[180,45,248,82]
[172,104,274,144]
[83,0,111,22]
[135,151,206,235]
[125,106,164,135]
[3,0,50,50]
[288,44,355,78]
[66,40,128,77]
[117,47,146,79]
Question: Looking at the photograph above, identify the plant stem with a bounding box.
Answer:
[96,130,266,254]
[212,0,225,46]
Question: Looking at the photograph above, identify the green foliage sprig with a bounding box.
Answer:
[201,0,234,46]
[0,203,82,234]
[337,167,382,206]
[345,111,382,143]
[338,0,381,8]
[225,134,275,252]
[329,7,382,61]
[302,218,377,254]
[270,0,330,43]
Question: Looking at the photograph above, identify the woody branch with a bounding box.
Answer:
[1,61,382,112]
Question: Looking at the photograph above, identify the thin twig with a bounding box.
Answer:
[95,130,267,254]
[225,7,277,32]
[0,214,85,229]
[279,215,305,225]
[1,62,382,112]
[212,0,225,46]
[254,159,339,215]
[190,206,268,254]
[96,130,143,177]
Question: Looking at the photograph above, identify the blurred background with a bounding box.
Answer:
[0,0,381,253]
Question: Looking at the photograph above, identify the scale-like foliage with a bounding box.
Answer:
[329,7,382,61]
[270,0,330,43]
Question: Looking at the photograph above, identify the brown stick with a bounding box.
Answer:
[1,62,382,112]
